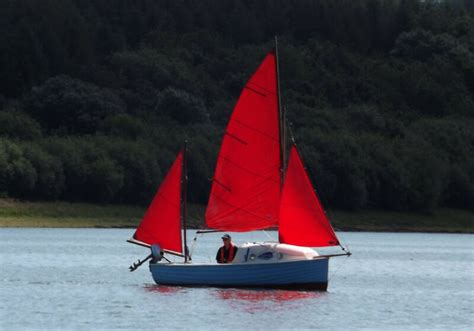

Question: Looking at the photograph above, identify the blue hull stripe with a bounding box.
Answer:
[149,258,329,289]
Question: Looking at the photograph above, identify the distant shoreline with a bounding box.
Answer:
[91,226,474,234]
[4,225,472,234]
[0,199,472,234]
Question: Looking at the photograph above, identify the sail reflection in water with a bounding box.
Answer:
[215,289,325,313]
[144,285,187,295]
[144,285,321,302]
[216,288,322,302]
[144,284,324,313]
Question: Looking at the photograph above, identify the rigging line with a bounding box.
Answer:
[327,208,350,249]
[278,204,340,234]
[211,177,232,192]
[209,191,277,222]
[233,119,280,143]
[327,252,351,283]
[285,116,296,145]
[246,81,277,96]
[208,191,276,222]
[210,182,279,212]
[207,192,278,226]
[262,230,277,241]
[285,117,350,249]
[217,153,280,177]
[333,227,350,254]
[286,117,334,215]
[209,174,280,216]
[224,131,248,145]
[189,230,204,259]
[244,85,267,97]
[217,154,280,179]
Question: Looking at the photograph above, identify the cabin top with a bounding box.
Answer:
[231,242,319,264]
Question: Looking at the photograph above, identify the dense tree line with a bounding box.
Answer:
[0,0,473,212]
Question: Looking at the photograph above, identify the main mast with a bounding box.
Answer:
[275,36,286,189]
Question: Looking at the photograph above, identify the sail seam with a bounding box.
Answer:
[211,178,232,192]
[224,131,248,145]
[217,154,280,179]
[208,178,279,223]
[233,119,279,142]
[244,86,267,97]
[208,189,277,227]
[247,81,277,96]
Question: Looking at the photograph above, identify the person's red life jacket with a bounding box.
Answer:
[219,244,235,263]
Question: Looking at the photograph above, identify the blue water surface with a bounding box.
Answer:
[0,229,473,330]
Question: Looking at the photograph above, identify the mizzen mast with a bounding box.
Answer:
[181,140,189,262]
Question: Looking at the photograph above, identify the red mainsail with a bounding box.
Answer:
[133,151,183,254]
[279,146,339,247]
[205,51,281,231]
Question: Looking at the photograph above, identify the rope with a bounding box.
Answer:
[189,231,204,259]
[190,230,218,263]
[285,116,351,255]
[262,230,277,241]
[327,252,351,282]
[286,115,297,145]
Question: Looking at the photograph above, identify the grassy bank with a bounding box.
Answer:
[330,209,473,233]
[0,199,472,233]
[0,199,205,229]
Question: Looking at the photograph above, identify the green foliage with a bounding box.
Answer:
[100,114,148,139]
[22,145,65,199]
[99,138,163,204]
[0,140,36,196]
[392,29,458,61]
[86,156,124,203]
[25,75,125,134]
[0,110,42,140]
[156,88,208,125]
[0,0,472,213]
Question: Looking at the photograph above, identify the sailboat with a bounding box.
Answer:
[128,39,350,290]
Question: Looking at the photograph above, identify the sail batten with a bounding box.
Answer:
[133,152,184,253]
[279,146,340,247]
[205,51,281,232]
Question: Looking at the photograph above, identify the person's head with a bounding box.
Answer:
[221,234,231,247]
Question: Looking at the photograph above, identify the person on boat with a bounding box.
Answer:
[216,234,238,263]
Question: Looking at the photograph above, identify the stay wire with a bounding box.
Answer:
[189,230,203,259]
[327,251,351,283]
[262,229,277,242]
[284,115,350,253]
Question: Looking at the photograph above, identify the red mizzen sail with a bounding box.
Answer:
[279,146,339,247]
[205,51,281,231]
[133,152,183,254]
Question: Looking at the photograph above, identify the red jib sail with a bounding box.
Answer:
[279,146,339,247]
[205,51,281,231]
[133,151,183,254]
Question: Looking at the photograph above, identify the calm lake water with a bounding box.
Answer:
[1,229,473,330]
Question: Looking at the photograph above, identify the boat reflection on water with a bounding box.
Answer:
[144,285,325,313]
[216,288,323,302]
[144,284,186,295]
[144,285,322,300]
[145,284,323,300]
[214,288,325,313]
